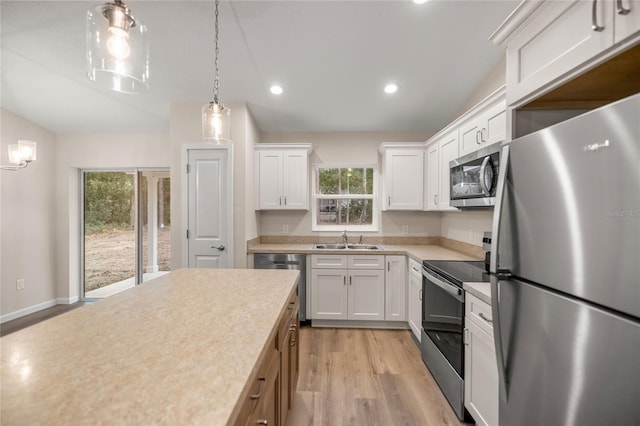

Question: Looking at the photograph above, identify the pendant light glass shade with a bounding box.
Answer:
[202,102,231,142]
[86,1,149,94]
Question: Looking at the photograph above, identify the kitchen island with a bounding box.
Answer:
[0,268,300,425]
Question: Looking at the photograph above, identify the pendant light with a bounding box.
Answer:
[202,0,231,143]
[86,0,149,94]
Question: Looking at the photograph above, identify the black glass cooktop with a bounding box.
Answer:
[422,260,490,287]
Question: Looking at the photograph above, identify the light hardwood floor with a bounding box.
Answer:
[289,327,469,426]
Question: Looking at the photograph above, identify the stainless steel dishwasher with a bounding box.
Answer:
[254,253,306,321]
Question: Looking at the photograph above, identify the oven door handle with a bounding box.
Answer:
[422,268,464,302]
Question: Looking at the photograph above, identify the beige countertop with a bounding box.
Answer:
[464,282,492,305]
[0,268,299,426]
[248,243,481,262]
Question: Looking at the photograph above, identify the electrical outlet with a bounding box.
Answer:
[282,224,289,234]
[402,225,409,235]
[16,278,25,290]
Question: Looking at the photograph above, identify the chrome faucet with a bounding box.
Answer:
[342,229,348,244]
[358,235,363,244]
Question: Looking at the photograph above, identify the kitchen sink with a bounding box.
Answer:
[346,244,383,250]
[312,243,383,250]
[313,244,347,249]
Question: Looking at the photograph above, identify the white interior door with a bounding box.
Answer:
[186,148,232,268]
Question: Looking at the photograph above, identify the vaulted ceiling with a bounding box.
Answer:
[1,1,518,135]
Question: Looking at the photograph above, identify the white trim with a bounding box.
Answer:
[311,163,378,232]
[311,319,409,329]
[254,143,313,154]
[57,296,79,305]
[181,143,234,268]
[1,299,57,324]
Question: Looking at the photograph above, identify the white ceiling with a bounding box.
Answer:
[0,0,518,135]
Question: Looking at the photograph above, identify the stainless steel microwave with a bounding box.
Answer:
[449,144,501,208]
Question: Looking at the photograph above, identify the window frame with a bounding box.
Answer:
[311,163,379,232]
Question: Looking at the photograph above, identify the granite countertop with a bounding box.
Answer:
[248,243,481,262]
[0,268,299,426]
[464,282,492,305]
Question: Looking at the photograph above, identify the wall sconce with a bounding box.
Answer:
[1,140,37,171]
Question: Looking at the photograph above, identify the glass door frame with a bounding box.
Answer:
[79,167,169,301]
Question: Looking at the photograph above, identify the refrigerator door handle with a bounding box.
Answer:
[490,145,509,274]
[491,277,509,402]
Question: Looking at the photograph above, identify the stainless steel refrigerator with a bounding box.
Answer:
[490,93,640,425]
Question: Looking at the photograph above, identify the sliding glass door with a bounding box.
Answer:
[81,169,170,300]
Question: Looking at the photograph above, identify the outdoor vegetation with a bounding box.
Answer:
[84,172,170,292]
[316,166,374,226]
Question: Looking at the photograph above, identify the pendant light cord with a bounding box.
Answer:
[213,0,220,104]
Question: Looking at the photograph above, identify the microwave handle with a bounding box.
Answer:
[479,155,491,195]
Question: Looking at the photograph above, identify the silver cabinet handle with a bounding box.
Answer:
[349,276,352,286]
[592,0,605,31]
[479,312,493,324]
[481,127,487,142]
[211,245,225,251]
[284,196,287,205]
[419,288,422,301]
[343,276,346,286]
[257,421,268,425]
[475,130,481,145]
[388,196,391,206]
[434,194,438,205]
[617,0,631,14]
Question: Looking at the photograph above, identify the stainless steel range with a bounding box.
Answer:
[421,260,489,420]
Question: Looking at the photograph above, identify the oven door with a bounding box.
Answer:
[422,267,465,377]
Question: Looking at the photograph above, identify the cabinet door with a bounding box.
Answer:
[482,101,507,147]
[384,256,407,321]
[257,151,283,209]
[408,271,422,342]
[282,151,308,209]
[348,270,385,320]
[615,0,640,42]
[384,149,424,210]
[459,118,482,157]
[438,132,459,211]
[311,269,348,320]
[505,0,613,105]
[464,319,499,426]
[425,142,440,211]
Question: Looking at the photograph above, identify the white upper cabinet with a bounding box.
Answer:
[425,130,459,211]
[425,142,440,211]
[379,143,425,211]
[491,0,640,106]
[615,0,640,42]
[255,144,312,210]
[459,100,507,157]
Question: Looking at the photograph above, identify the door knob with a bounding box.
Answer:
[211,245,225,251]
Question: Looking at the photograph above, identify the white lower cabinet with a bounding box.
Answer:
[310,255,385,321]
[311,254,407,323]
[408,259,422,341]
[385,255,407,321]
[464,293,499,426]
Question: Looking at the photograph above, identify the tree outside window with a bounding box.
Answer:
[313,165,378,231]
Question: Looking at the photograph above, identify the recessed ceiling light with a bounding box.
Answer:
[384,83,398,94]
[413,0,429,4]
[270,84,284,95]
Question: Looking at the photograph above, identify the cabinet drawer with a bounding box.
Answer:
[278,294,299,350]
[466,293,493,336]
[311,254,348,269]
[347,255,384,270]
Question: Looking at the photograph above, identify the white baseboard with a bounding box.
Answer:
[56,296,79,305]
[1,299,58,324]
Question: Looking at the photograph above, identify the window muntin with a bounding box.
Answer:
[312,165,377,231]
